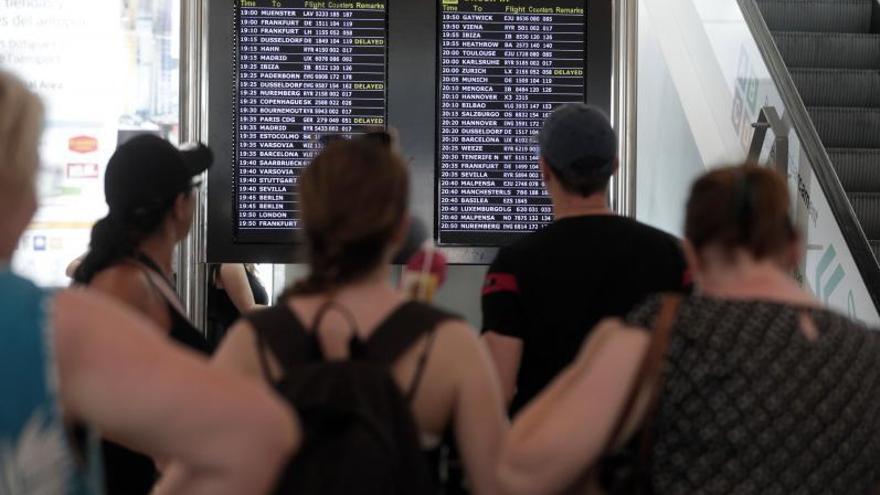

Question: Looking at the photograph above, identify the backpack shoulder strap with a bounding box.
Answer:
[367,302,461,401]
[245,304,312,380]
[367,302,460,362]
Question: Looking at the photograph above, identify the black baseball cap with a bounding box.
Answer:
[104,135,212,213]
[537,103,617,178]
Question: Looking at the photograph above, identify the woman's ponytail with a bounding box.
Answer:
[73,198,175,284]
[73,215,133,284]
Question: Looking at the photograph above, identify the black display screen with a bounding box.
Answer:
[437,0,586,246]
[234,0,388,243]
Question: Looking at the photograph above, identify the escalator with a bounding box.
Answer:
[756,0,880,259]
[635,0,880,323]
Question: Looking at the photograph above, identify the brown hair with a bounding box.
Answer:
[685,164,796,260]
[282,137,409,298]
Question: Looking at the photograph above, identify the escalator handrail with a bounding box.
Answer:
[737,0,880,311]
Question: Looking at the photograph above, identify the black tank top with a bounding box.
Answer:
[207,264,269,350]
[101,254,208,495]
[134,253,209,354]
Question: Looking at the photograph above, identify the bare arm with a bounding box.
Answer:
[442,323,509,495]
[219,264,265,314]
[496,320,649,495]
[54,289,298,495]
[212,319,272,380]
[482,331,522,405]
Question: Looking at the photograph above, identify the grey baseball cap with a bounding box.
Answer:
[537,103,617,178]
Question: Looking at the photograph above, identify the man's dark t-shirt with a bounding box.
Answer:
[481,215,689,415]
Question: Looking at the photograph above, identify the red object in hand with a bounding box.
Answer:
[401,246,448,302]
[406,248,448,285]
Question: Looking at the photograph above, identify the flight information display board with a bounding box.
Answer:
[234,1,387,243]
[437,0,586,246]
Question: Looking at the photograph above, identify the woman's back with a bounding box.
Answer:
[0,270,100,494]
[216,285,506,494]
[289,290,499,447]
[214,135,507,493]
[630,296,880,495]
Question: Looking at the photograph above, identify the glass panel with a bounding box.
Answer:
[635,0,880,324]
[2,0,180,288]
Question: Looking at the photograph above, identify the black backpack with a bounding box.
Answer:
[246,300,458,495]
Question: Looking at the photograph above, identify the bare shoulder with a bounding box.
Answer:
[430,318,491,371]
[434,318,482,347]
[90,264,152,300]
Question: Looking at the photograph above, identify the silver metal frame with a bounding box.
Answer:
[178,0,210,327]
[747,106,789,176]
[612,0,638,217]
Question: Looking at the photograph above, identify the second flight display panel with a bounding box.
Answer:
[437,0,586,246]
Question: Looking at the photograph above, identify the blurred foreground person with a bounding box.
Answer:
[0,70,297,495]
[498,165,880,495]
[72,134,213,493]
[215,135,507,494]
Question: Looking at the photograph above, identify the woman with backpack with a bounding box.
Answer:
[213,134,508,494]
[496,164,880,495]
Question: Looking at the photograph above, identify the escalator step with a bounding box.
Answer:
[828,149,880,192]
[773,32,880,70]
[808,108,880,148]
[757,0,872,33]
[848,193,880,239]
[790,69,880,107]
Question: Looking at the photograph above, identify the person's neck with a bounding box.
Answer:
[552,190,612,221]
[339,265,394,295]
[137,235,176,280]
[699,257,817,307]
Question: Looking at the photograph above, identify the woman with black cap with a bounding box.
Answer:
[73,135,213,494]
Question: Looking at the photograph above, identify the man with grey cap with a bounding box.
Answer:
[481,103,689,415]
